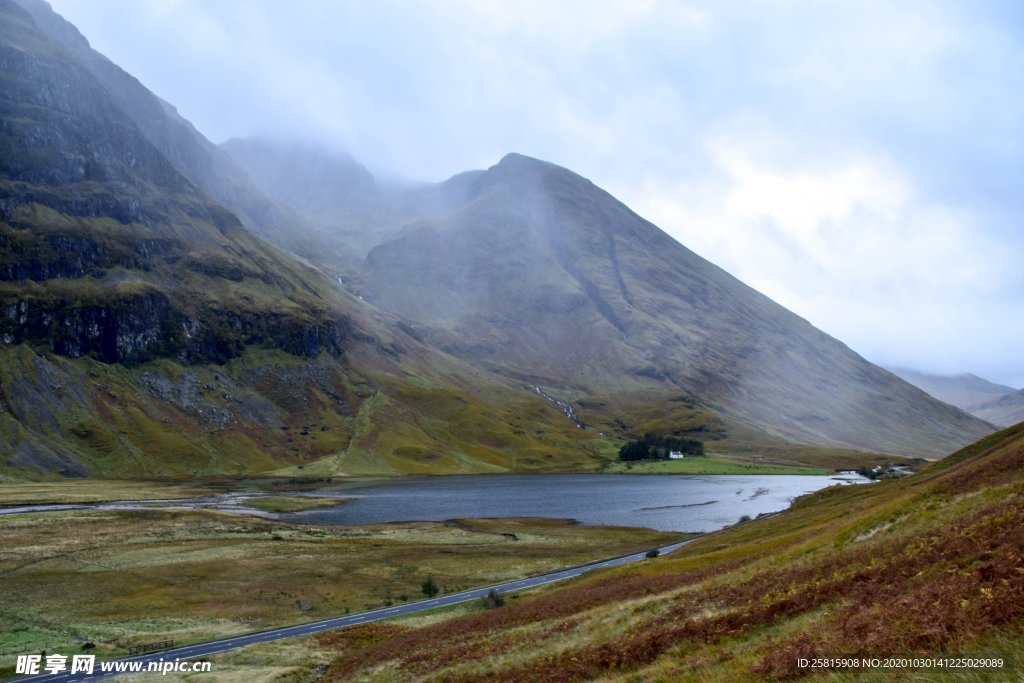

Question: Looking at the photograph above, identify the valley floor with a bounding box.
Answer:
[3,425,1020,682]
[0,502,680,680]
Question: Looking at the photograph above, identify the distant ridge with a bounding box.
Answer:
[889,367,1015,410]
[972,389,1024,428]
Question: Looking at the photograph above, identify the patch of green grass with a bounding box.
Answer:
[243,496,349,513]
[604,455,829,475]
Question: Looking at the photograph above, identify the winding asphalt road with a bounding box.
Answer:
[11,539,696,682]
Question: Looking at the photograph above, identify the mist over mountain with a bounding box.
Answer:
[0,0,998,479]
[229,143,994,457]
[971,390,1024,428]
[889,368,1016,413]
[12,0,313,245]
[888,367,1023,427]
[221,138,381,224]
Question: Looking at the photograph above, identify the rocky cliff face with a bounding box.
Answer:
[0,291,350,365]
[1,289,178,363]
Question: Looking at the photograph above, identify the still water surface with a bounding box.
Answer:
[295,473,865,532]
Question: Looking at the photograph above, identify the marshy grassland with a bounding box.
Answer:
[0,506,681,678]
[0,479,208,505]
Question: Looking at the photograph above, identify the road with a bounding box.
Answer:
[11,539,696,682]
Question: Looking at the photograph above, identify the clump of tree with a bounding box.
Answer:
[618,433,704,461]
[478,589,505,609]
[421,576,439,598]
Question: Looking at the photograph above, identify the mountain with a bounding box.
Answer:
[220,138,381,229]
[0,0,995,479]
[971,389,1024,428]
[889,367,1016,412]
[221,137,486,264]
[0,0,610,478]
[0,0,345,363]
[255,149,990,458]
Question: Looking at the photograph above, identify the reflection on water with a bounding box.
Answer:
[294,473,866,532]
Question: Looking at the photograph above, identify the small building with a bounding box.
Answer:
[669,451,685,459]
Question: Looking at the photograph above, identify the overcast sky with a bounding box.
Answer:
[49,0,1024,387]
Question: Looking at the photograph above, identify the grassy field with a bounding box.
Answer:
[300,423,1024,681]
[242,496,349,513]
[0,480,208,505]
[0,508,681,679]
[604,454,830,475]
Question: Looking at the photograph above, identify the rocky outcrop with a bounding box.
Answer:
[1,290,183,363]
[0,294,351,365]
[180,309,350,364]
[0,226,183,281]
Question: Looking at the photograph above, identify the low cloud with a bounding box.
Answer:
[637,142,1024,386]
[49,0,1024,385]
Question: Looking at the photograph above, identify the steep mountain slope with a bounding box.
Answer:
[220,138,381,230]
[0,0,609,479]
[889,367,1015,412]
[971,389,1024,428]
[221,136,487,265]
[226,143,994,459]
[321,422,1024,681]
[12,0,309,246]
[351,154,992,457]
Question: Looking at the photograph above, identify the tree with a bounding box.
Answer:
[618,434,704,461]
[421,576,439,598]
[479,589,505,609]
[618,440,650,461]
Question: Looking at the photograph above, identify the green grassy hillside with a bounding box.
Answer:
[317,423,1024,681]
[0,339,623,480]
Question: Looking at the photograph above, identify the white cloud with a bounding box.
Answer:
[635,140,1024,386]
